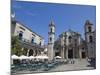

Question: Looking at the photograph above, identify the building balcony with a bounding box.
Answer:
[18,38,43,48]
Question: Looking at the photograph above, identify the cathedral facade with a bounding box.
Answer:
[53,20,96,60]
[54,30,85,59]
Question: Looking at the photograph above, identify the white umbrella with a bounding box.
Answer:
[19,55,28,60]
[29,56,35,59]
[12,55,19,59]
[35,55,41,59]
[44,48,47,52]
[35,55,48,59]
[55,56,62,59]
[42,55,49,59]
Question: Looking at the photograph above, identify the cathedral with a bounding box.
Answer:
[11,13,96,60]
[47,20,96,60]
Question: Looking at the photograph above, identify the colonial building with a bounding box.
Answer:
[11,14,44,56]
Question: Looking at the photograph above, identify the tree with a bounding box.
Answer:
[23,48,28,56]
[11,36,22,56]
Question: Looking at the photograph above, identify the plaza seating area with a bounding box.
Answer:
[11,55,96,74]
[11,58,76,74]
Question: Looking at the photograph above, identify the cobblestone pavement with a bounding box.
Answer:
[12,59,95,75]
[49,59,94,71]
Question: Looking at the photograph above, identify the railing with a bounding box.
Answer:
[19,38,44,48]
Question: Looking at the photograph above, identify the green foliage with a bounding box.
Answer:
[23,48,28,56]
[11,36,29,56]
[11,36,22,56]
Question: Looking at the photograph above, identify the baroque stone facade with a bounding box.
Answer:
[54,30,83,59]
[54,20,96,60]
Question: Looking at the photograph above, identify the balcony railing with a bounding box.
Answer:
[19,38,42,47]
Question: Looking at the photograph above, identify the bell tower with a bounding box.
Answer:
[48,20,55,60]
[84,20,95,58]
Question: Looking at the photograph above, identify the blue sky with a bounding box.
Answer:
[11,0,96,44]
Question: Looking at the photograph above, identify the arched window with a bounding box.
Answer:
[68,36,72,43]
[88,26,92,32]
[29,49,33,56]
[50,37,52,42]
[19,31,23,40]
[31,37,34,43]
[50,28,52,33]
[89,35,93,43]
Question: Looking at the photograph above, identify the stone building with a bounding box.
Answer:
[84,20,96,59]
[54,29,85,59]
[47,21,55,60]
[11,12,96,60]
[11,14,44,56]
[54,20,96,60]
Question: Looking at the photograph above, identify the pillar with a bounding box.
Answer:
[61,47,64,59]
[66,47,68,59]
[79,49,82,59]
[27,49,30,56]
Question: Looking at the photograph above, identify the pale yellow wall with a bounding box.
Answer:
[13,22,44,45]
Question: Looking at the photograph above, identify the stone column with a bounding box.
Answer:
[27,49,30,56]
[61,47,64,59]
[66,47,68,59]
[33,50,35,56]
[73,48,74,59]
[79,48,82,60]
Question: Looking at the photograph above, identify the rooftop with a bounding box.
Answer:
[12,20,44,39]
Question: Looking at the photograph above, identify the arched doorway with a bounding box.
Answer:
[29,49,33,56]
[55,52,60,56]
[82,52,86,58]
[68,49,73,59]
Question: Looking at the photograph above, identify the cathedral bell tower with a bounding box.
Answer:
[48,20,55,60]
[84,20,95,58]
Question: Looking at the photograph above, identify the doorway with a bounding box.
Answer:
[82,52,86,58]
[29,49,33,56]
[68,49,73,59]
